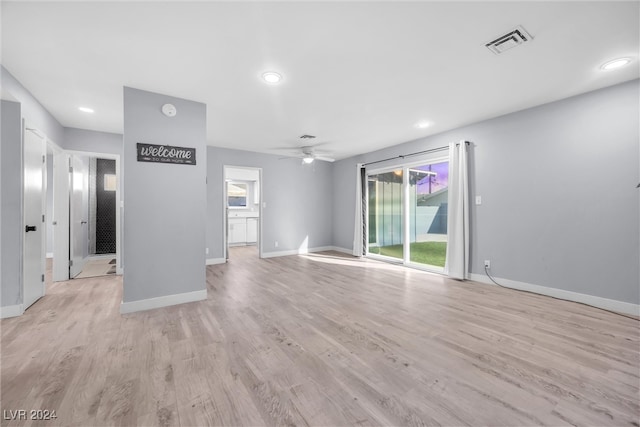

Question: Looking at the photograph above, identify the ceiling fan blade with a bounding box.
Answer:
[315,156,336,162]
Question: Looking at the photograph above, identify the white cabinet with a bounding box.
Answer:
[228,218,247,245]
[246,218,258,243]
[228,216,258,245]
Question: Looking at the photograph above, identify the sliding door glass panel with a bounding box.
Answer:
[368,170,403,260]
[368,179,377,245]
[408,162,449,269]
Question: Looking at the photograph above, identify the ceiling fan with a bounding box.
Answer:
[278,145,336,164]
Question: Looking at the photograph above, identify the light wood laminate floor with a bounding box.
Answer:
[1,247,638,426]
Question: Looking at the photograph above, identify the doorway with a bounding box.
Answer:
[51,151,121,282]
[71,155,119,279]
[223,166,262,260]
[366,158,449,272]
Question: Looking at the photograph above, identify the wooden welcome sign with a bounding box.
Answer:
[137,143,196,165]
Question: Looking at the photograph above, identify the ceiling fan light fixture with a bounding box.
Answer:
[262,71,282,84]
[302,156,314,164]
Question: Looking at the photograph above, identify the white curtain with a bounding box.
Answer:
[353,163,365,256]
[445,141,469,279]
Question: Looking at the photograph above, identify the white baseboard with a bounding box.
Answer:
[468,273,639,316]
[1,304,24,319]
[261,246,337,259]
[206,257,226,266]
[120,289,207,314]
[46,252,53,259]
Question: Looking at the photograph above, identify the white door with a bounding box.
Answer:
[69,155,85,278]
[52,151,70,281]
[23,127,46,310]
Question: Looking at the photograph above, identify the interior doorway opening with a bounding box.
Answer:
[50,150,121,282]
[223,166,262,261]
[71,155,118,279]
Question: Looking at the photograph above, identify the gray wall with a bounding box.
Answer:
[207,147,334,259]
[333,79,639,305]
[1,100,23,307]
[123,87,206,303]
[64,127,122,157]
[1,66,64,145]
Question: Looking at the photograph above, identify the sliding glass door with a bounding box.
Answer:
[367,160,449,271]
[368,170,403,260]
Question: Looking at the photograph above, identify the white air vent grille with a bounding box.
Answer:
[486,25,532,54]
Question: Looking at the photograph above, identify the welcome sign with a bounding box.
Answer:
[137,143,196,165]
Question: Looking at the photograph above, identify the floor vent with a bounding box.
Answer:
[486,25,533,54]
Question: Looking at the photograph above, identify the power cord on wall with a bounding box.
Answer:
[484,266,639,321]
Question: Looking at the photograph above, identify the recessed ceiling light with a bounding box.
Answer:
[78,106,94,113]
[601,58,632,71]
[262,72,282,84]
[414,121,431,129]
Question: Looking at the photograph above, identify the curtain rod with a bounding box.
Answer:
[362,141,469,167]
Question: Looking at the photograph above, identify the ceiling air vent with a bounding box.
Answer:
[486,25,533,55]
[299,134,316,139]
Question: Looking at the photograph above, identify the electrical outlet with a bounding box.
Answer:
[484,260,491,269]
[206,248,209,255]
[275,241,279,248]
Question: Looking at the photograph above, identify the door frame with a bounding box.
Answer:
[22,122,47,310]
[222,165,263,260]
[365,155,449,272]
[50,141,70,282]
[64,150,122,276]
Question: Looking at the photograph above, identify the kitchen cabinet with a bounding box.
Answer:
[228,218,247,245]
[246,218,258,243]
[228,215,259,245]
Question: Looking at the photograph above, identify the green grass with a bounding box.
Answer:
[369,241,447,268]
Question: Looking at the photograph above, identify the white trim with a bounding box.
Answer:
[468,273,639,316]
[206,257,226,266]
[120,289,207,314]
[262,246,336,259]
[46,252,53,259]
[0,304,24,319]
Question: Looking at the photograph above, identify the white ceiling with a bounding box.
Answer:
[2,1,638,160]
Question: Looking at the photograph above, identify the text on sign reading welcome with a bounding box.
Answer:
[136,143,196,165]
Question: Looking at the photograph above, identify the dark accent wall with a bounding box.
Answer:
[96,159,116,254]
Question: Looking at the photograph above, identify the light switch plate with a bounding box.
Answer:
[475,196,482,205]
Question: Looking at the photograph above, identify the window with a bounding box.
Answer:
[227,182,247,207]
[104,174,116,192]
[367,159,449,271]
